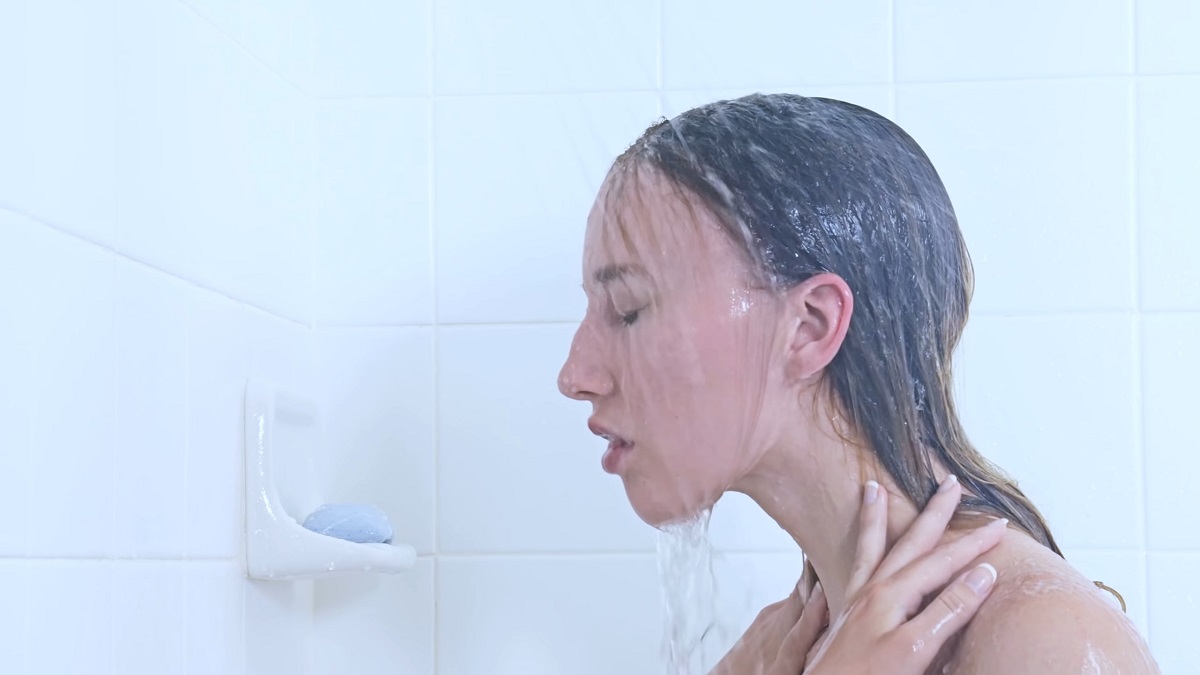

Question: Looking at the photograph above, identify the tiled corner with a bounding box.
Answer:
[896,78,1134,313]
[434,0,655,94]
[1142,314,1200,549]
[1147,553,1200,674]
[1137,76,1200,311]
[116,0,313,322]
[185,562,247,675]
[311,559,435,675]
[953,315,1141,550]
[662,0,890,89]
[437,555,661,675]
[186,289,250,559]
[312,0,429,97]
[316,98,432,327]
[662,85,894,121]
[113,562,186,674]
[179,0,313,91]
[895,0,1131,82]
[1061,549,1150,639]
[315,327,436,555]
[23,0,118,247]
[1137,0,1200,74]
[436,324,655,553]
[27,561,114,675]
[113,261,189,559]
[434,93,659,324]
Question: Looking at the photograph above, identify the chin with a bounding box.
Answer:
[624,481,716,530]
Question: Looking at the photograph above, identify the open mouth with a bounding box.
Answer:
[589,421,635,475]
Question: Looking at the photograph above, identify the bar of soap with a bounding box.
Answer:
[301,503,394,544]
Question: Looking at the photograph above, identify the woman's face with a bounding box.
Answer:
[557,170,785,527]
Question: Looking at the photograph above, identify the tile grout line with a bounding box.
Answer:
[177,0,309,98]
[427,0,441,671]
[1128,0,1151,647]
[0,205,310,329]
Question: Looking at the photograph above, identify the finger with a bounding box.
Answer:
[873,475,962,579]
[893,563,997,663]
[889,517,1007,615]
[845,480,889,598]
[770,583,828,675]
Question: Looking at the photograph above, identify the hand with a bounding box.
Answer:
[771,476,1007,675]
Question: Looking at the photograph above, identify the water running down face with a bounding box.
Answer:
[557,168,792,527]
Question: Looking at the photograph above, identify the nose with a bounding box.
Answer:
[557,323,614,401]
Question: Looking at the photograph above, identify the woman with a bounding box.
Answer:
[557,94,1159,673]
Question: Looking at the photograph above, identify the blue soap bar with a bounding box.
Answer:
[301,503,394,544]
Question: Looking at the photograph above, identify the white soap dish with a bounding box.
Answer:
[243,378,416,580]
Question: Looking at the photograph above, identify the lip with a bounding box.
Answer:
[588,419,634,475]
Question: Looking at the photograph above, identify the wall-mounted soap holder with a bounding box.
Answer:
[243,378,416,580]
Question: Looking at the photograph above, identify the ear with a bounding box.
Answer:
[781,273,854,382]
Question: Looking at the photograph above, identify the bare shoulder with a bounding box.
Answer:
[951,538,1159,675]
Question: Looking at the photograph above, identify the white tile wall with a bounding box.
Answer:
[1137,0,1200,74]
[437,555,662,675]
[0,561,29,672]
[315,98,433,326]
[180,0,313,91]
[663,85,894,121]
[436,324,653,553]
[315,327,436,555]
[954,315,1141,550]
[114,260,190,559]
[434,0,657,95]
[113,562,187,674]
[1148,553,1200,670]
[434,93,659,324]
[311,559,435,675]
[895,78,1135,314]
[661,0,891,89]
[894,0,1132,82]
[312,0,429,98]
[115,0,313,323]
[1142,314,1200,550]
[5,1,1198,674]
[27,561,115,675]
[1138,75,1200,310]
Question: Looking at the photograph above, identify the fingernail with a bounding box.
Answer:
[964,563,997,596]
[864,481,879,505]
[937,475,958,493]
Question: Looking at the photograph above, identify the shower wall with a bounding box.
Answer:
[0,0,1197,673]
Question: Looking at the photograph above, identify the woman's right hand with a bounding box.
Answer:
[771,476,1008,675]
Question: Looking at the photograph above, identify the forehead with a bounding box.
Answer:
[583,168,734,277]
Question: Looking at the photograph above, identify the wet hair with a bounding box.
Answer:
[610,93,1061,556]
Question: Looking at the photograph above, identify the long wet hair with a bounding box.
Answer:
[611,93,1061,557]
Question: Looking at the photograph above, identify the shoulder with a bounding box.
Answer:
[952,545,1159,675]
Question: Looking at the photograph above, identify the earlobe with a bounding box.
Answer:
[783,273,854,382]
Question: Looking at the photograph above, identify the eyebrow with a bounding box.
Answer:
[592,263,646,285]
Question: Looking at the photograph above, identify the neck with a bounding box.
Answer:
[731,413,923,617]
